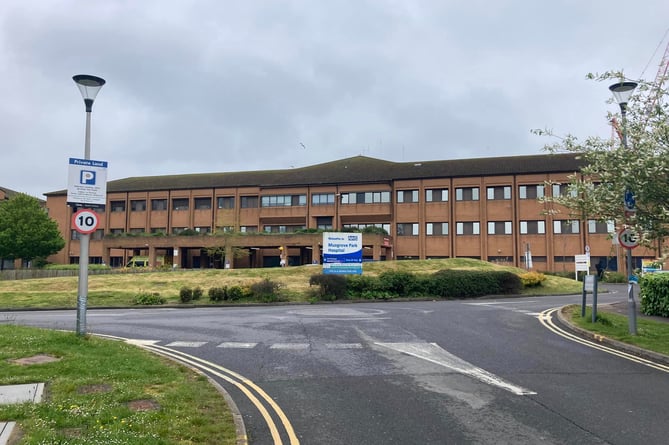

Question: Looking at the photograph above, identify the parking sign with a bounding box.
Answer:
[67,158,108,209]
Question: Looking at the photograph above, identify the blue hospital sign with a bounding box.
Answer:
[322,232,363,275]
[67,158,108,208]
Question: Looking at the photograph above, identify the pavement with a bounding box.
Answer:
[0,383,44,445]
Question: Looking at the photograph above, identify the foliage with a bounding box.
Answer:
[208,286,228,302]
[519,271,547,287]
[429,270,521,298]
[378,270,427,296]
[193,286,203,300]
[602,271,627,283]
[250,278,284,302]
[227,285,249,301]
[309,274,348,300]
[0,194,65,264]
[640,273,669,317]
[179,286,194,303]
[535,70,669,247]
[361,226,389,235]
[133,291,165,305]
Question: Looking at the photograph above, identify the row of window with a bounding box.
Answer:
[395,220,615,236]
[106,183,574,213]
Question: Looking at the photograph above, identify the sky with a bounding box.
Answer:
[1,1,668,199]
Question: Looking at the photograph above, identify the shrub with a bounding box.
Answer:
[227,285,249,301]
[640,273,669,317]
[519,271,546,287]
[250,278,283,302]
[208,286,228,302]
[602,272,626,283]
[192,286,204,300]
[378,270,420,297]
[346,275,383,298]
[427,270,521,298]
[179,286,194,303]
[134,292,165,305]
[309,274,348,301]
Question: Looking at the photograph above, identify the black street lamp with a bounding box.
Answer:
[609,80,638,335]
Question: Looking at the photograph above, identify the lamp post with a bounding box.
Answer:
[609,80,638,335]
[73,74,105,336]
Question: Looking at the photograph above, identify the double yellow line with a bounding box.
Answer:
[143,343,300,445]
[539,308,669,373]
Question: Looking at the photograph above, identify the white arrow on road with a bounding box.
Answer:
[375,342,536,396]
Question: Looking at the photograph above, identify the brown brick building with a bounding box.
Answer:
[43,153,662,271]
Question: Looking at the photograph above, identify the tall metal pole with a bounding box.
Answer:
[621,102,637,335]
[73,75,105,337]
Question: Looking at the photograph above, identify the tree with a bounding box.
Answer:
[0,194,65,268]
[535,71,669,252]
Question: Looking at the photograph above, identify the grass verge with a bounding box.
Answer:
[568,305,669,356]
[0,325,236,444]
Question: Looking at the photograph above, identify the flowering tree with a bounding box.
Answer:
[535,71,669,252]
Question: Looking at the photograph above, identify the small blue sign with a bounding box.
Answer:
[624,189,636,212]
[80,170,96,185]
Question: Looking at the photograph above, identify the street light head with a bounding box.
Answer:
[609,81,638,105]
[73,75,106,110]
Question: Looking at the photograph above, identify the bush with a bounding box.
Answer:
[208,286,228,302]
[309,274,348,301]
[227,285,249,301]
[378,270,421,296]
[134,292,165,305]
[640,273,669,317]
[519,271,546,287]
[192,286,203,300]
[428,270,521,298]
[250,278,283,302]
[602,272,626,283]
[179,286,194,303]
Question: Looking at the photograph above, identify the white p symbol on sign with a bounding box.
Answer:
[80,170,96,185]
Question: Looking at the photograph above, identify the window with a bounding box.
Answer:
[520,220,546,234]
[195,226,211,233]
[110,228,124,235]
[240,226,258,233]
[487,221,512,235]
[486,186,511,200]
[172,198,189,211]
[519,185,545,199]
[172,227,187,235]
[71,230,80,240]
[217,196,235,209]
[240,196,259,208]
[426,189,448,202]
[150,227,166,234]
[263,225,305,233]
[552,183,577,198]
[456,222,480,235]
[151,199,167,211]
[261,194,307,207]
[455,187,479,201]
[110,201,126,212]
[316,216,333,230]
[426,222,448,236]
[343,223,391,233]
[129,228,144,234]
[397,223,419,236]
[130,200,146,211]
[194,197,212,210]
[553,220,580,234]
[340,191,391,204]
[92,229,104,240]
[588,220,615,234]
[396,190,419,203]
[312,193,335,205]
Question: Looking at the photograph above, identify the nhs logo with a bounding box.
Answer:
[80,170,96,185]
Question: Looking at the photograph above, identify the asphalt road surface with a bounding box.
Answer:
[4,287,669,444]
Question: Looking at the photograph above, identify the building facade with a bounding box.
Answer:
[43,153,663,272]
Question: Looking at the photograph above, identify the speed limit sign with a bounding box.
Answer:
[618,228,639,249]
[72,209,100,235]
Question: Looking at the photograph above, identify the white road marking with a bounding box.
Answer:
[375,342,536,395]
[270,343,310,350]
[217,342,258,349]
[165,341,208,348]
[325,343,363,349]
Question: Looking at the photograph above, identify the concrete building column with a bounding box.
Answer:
[224,245,233,269]
[148,245,156,268]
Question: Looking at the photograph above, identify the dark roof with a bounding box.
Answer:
[45,152,584,195]
[0,186,21,200]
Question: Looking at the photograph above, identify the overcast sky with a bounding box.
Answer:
[1,1,667,199]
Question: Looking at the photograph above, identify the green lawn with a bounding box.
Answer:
[0,325,237,444]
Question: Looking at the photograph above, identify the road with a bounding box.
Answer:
[4,287,669,444]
